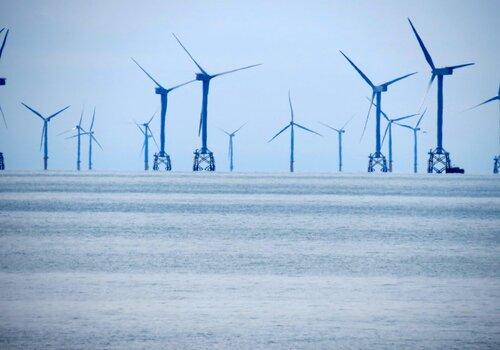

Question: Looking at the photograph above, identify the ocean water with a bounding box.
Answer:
[0,172,499,349]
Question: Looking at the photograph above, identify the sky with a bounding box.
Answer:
[0,0,498,173]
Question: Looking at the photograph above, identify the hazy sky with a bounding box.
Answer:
[0,0,498,173]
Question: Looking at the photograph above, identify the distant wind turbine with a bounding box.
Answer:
[268,91,321,172]
[60,107,86,171]
[173,33,261,171]
[408,18,474,173]
[135,111,159,171]
[0,27,9,128]
[219,123,246,172]
[22,103,70,170]
[466,84,500,173]
[84,108,102,170]
[340,50,416,172]
[132,58,194,171]
[395,110,427,173]
[319,114,355,172]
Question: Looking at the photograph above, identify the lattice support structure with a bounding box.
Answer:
[427,148,451,174]
[152,153,172,171]
[494,156,500,174]
[0,152,4,170]
[368,153,387,173]
[193,149,215,172]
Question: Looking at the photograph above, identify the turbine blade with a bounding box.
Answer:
[65,134,80,139]
[168,79,196,92]
[198,113,202,136]
[140,139,145,155]
[21,102,45,120]
[39,123,46,151]
[0,103,6,128]
[149,127,159,150]
[57,128,76,136]
[147,110,157,125]
[90,107,96,131]
[447,63,475,70]
[416,109,427,128]
[78,107,84,127]
[318,121,339,133]
[383,72,417,87]
[381,124,390,146]
[294,123,322,137]
[339,51,374,88]
[288,90,294,122]
[360,92,375,141]
[91,134,103,150]
[419,74,436,112]
[131,58,164,89]
[466,96,499,111]
[172,33,208,75]
[393,113,418,122]
[212,64,262,78]
[394,122,413,130]
[407,18,435,69]
[366,95,389,121]
[47,105,70,121]
[341,113,356,130]
[268,124,291,143]
[233,122,246,135]
[218,127,231,136]
[0,29,8,60]
[136,123,146,136]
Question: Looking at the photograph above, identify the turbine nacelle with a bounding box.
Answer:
[433,67,454,76]
[195,72,211,81]
[374,85,388,93]
[155,87,168,95]
[0,78,5,85]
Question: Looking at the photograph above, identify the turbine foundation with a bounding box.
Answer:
[153,153,172,171]
[427,148,451,174]
[494,156,500,174]
[193,149,215,172]
[368,153,387,172]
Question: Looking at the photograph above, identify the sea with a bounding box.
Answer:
[0,172,499,349]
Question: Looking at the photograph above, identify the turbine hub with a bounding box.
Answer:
[433,67,453,76]
[374,85,387,92]
[196,73,210,81]
[0,77,5,86]
[155,87,168,95]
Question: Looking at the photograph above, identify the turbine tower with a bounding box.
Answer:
[135,111,158,171]
[22,103,70,170]
[268,91,321,172]
[319,114,355,172]
[172,33,261,172]
[60,108,86,171]
[0,28,10,170]
[467,84,500,173]
[132,58,194,171]
[85,108,102,170]
[340,51,416,172]
[395,110,427,173]
[219,123,245,172]
[408,18,474,173]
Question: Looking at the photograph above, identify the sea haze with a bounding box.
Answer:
[0,172,499,349]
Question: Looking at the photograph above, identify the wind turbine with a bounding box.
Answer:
[408,18,474,173]
[219,123,245,172]
[135,111,158,171]
[132,58,194,171]
[85,108,102,170]
[60,108,86,171]
[340,50,416,172]
[172,33,261,172]
[268,91,321,172]
[395,110,427,173]
[0,28,10,170]
[466,84,500,173]
[319,114,355,172]
[21,103,70,170]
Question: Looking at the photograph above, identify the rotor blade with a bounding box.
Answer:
[383,72,417,87]
[418,74,436,112]
[148,127,159,150]
[198,113,202,136]
[91,134,103,150]
[140,139,145,155]
[65,134,80,139]
[394,122,413,130]
[339,51,374,88]
[136,123,146,136]
[288,90,294,122]
[232,122,246,135]
[416,109,427,128]
[366,96,389,121]
[212,64,262,78]
[318,121,339,133]
[39,123,46,151]
[172,33,208,75]
[341,113,356,130]
[0,104,6,128]
[131,58,164,89]
[78,107,84,127]
[168,79,196,92]
[0,29,9,61]
[381,124,390,146]
[21,102,45,120]
[90,107,96,131]
[293,123,322,137]
[447,63,475,71]
[466,96,499,111]
[218,127,230,136]
[147,110,157,125]
[47,105,70,121]
[360,92,375,141]
[407,18,435,69]
[268,124,291,143]
[393,113,418,122]
[57,127,76,136]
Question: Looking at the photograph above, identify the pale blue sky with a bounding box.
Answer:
[0,0,498,173]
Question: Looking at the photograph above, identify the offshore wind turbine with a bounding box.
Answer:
[268,91,321,172]
[60,108,86,171]
[340,51,416,172]
[135,111,158,171]
[84,108,102,170]
[132,58,194,171]
[466,84,500,173]
[219,123,245,172]
[319,114,355,172]
[408,18,474,173]
[21,103,70,170]
[395,110,427,173]
[172,33,261,172]
[0,28,10,170]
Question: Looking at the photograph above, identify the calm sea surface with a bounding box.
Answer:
[0,172,499,349]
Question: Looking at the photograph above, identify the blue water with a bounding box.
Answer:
[0,172,499,349]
